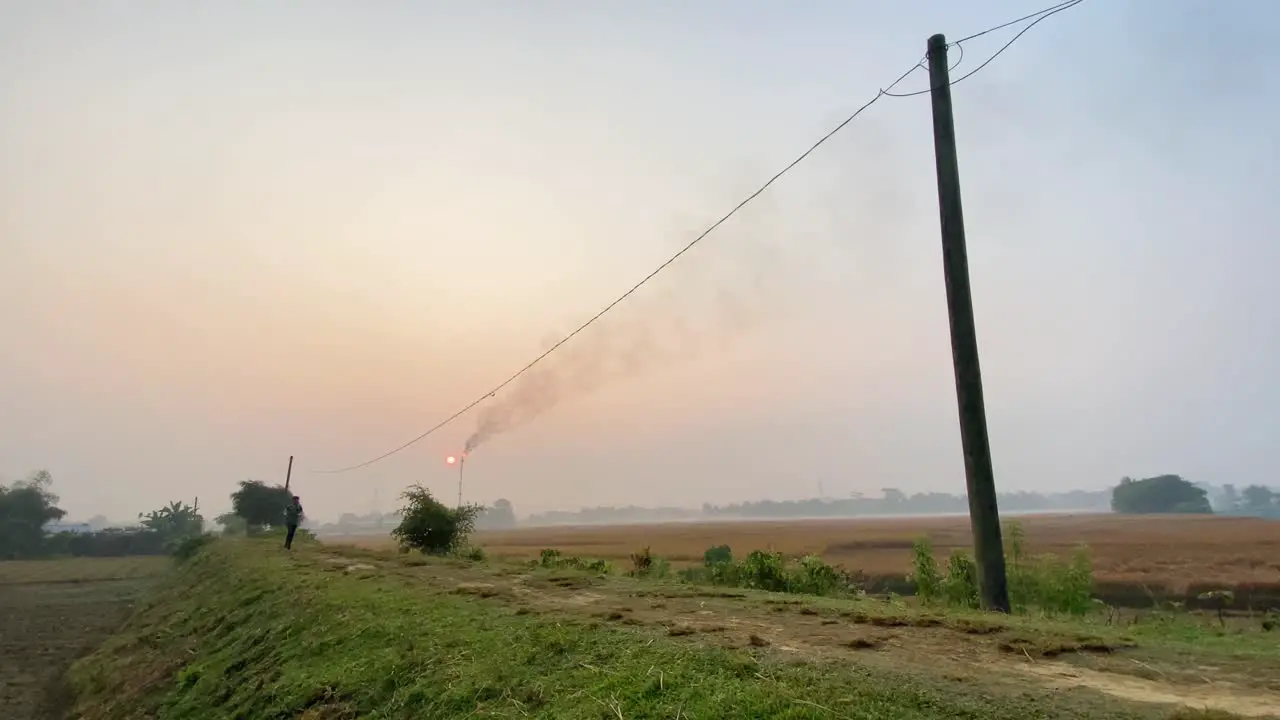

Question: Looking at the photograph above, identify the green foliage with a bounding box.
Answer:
[703,544,733,566]
[391,485,482,555]
[940,550,980,609]
[737,550,790,592]
[791,554,844,595]
[913,522,1096,615]
[138,499,204,546]
[682,548,849,596]
[228,480,295,530]
[43,528,170,557]
[1036,546,1094,615]
[0,472,195,559]
[909,538,942,604]
[172,534,214,562]
[0,470,67,559]
[1003,521,1094,616]
[1111,474,1212,514]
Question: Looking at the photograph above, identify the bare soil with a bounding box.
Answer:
[0,558,165,720]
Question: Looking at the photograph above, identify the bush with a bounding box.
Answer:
[941,550,980,610]
[791,554,843,595]
[737,550,789,592]
[703,544,733,566]
[909,538,943,604]
[391,485,482,555]
[172,534,214,562]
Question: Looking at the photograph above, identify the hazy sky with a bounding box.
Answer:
[3,1,1277,522]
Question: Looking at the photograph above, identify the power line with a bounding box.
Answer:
[953,0,1083,45]
[884,0,1085,98]
[305,1,1085,475]
[306,62,924,475]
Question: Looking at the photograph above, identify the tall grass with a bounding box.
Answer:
[910,521,1095,615]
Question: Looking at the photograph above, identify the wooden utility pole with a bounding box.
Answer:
[284,455,294,492]
[926,33,1010,613]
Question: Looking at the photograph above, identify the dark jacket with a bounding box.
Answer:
[284,501,303,526]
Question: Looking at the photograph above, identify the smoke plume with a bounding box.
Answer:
[463,223,783,454]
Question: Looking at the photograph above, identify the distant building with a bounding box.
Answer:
[44,522,93,534]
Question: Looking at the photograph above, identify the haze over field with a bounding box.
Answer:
[3,1,1278,523]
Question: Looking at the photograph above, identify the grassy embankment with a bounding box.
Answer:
[68,539,1277,719]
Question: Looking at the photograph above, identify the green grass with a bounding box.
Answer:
[68,540,1261,719]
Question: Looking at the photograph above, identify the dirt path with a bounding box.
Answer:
[323,550,1280,718]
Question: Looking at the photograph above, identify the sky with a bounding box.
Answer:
[2,1,1278,523]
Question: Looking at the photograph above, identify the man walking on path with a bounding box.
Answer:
[284,495,304,550]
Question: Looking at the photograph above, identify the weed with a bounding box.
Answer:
[630,546,653,573]
[909,538,943,604]
[941,550,981,610]
[791,554,844,596]
[914,522,1096,616]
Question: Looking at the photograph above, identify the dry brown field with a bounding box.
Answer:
[0,556,168,719]
[341,512,1280,591]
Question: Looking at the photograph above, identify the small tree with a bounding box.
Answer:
[0,470,67,559]
[229,480,294,531]
[391,485,482,555]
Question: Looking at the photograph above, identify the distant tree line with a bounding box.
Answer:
[516,490,1109,527]
[1210,482,1279,518]
[1110,474,1279,517]
[701,489,1112,521]
[0,470,206,559]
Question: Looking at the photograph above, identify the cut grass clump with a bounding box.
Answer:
[997,632,1133,658]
